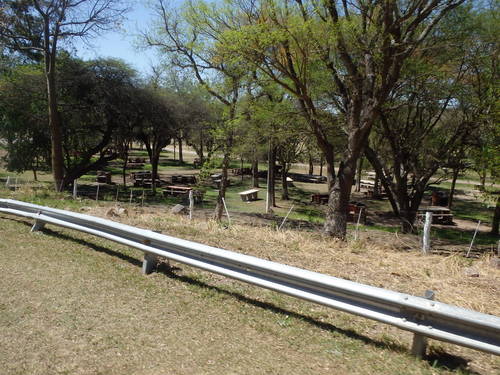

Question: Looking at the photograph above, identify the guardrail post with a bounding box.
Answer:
[142,253,159,275]
[31,219,46,232]
[411,290,435,358]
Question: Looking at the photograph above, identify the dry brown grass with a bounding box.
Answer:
[1,201,499,375]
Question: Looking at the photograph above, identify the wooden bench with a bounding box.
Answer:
[238,189,259,202]
[418,206,453,225]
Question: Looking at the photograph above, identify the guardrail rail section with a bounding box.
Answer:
[0,199,499,358]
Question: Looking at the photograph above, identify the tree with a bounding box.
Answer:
[177,0,464,239]
[144,0,246,221]
[0,56,142,184]
[136,87,176,193]
[0,0,127,190]
[0,63,50,179]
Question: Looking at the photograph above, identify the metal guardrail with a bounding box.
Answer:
[0,198,499,357]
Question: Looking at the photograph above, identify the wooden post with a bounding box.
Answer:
[411,290,435,358]
[95,183,100,201]
[72,180,78,199]
[129,189,133,204]
[422,212,432,254]
[5,176,10,187]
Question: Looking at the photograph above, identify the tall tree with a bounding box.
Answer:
[0,0,127,190]
[144,0,245,221]
[212,0,464,239]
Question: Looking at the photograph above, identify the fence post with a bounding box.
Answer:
[189,190,194,220]
[422,212,432,254]
[222,197,231,225]
[466,220,481,258]
[73,180,78,199]
[411,290,435,357]
[142,252,158,275]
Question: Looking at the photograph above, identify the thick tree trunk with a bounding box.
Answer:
[319,157,324,176]
[448,166,459,209]
[308,154,314,175]
[178,137,183,163]
[491,195,499,235]
[252,156,259,188]
[281,162,289,200]
[46,69,65,191]
[324,160,356,240]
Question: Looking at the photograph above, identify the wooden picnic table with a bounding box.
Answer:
[164,185,192,195]
[418,206,453,225]
[238,188,259,202]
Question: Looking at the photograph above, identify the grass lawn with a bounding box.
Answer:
[1,206,499,374]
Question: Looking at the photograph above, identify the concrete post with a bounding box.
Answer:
[142,253,158,275]
[31,219,46,232]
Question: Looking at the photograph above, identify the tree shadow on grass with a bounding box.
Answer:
[1,215,479,373]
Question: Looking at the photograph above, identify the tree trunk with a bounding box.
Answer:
[199,128,204,165]
[178,136,183,163]
[308,153,314,175]
[252,156,259,188]
[122,147,129,187]
[491,195,500,235]
[240,158,244,182]
[281,162,289,200]
[266,140,276,212]
[46,66,65,191]
[319,157,324,176]
[324,160,355,240]
[151,151,160,194]
[364,145,400,217]
[214,150,230,221]
[374,169,380,197]
[448,166,459,209]
[355,157,363,192]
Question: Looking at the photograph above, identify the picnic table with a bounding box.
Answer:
[238,188,259,202]
[96,171,112,184]
[311,193,329,204]
[418,206,453,225]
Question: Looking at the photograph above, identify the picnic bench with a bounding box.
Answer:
[418,206,454,225]
[171,175,197,184]
[347,202,367,224]
[311,193,329,204]
[96,171,112,184]
[163,186,203,203]
[238,189,259,202]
